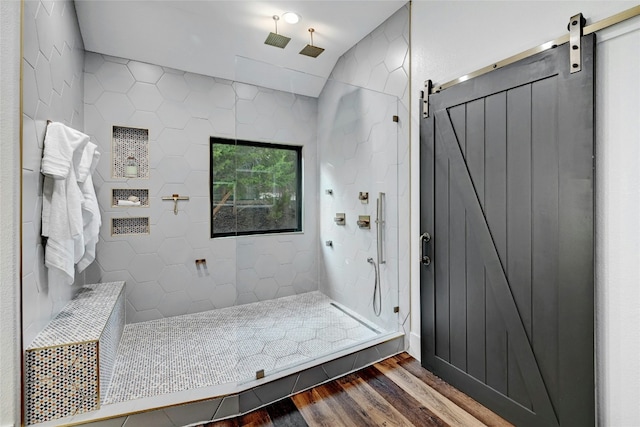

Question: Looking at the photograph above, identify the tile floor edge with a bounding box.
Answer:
[34,332,404,427]
[197,343,405,425]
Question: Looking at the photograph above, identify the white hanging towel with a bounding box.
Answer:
[77,142,102,273]
[41,122,89,284]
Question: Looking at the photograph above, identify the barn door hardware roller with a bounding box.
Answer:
[569,13,586,74]
[422,80,433,119]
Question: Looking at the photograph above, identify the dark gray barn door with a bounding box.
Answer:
[420,35,594,427]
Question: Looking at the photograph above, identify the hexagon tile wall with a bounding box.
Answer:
[319,4,410,342]
[22,0,88,348]
[84,53,319,323]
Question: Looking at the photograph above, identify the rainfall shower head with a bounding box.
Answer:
[265,32,291,49]
[299,44,325,58]
[299,28,324,58]
[265,15,291,49]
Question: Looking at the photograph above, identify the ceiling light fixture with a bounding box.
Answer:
[282,12,301,24]
[264,15,291,49]
[299,28,325,58]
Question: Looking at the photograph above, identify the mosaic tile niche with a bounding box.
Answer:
[111,188,149,207]
[111,217,150,236]
[25,282,125,425]
[112,126,149,179]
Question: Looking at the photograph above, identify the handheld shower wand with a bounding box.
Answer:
[367,192,386,317]
[375,193,385,265]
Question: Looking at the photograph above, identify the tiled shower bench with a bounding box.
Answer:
[25,281,125,425]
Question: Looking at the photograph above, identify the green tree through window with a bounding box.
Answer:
[211,137,302,237]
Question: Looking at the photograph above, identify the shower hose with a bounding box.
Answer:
[367,257,382,317]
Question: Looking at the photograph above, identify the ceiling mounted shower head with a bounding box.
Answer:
[299,28,324,58]
[264,15,291,49]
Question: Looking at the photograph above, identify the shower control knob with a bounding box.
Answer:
[421,255,431,266]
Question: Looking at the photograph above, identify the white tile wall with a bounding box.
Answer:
[84,54,319,323]
[22,0,86,348]
[22,1,408,340]
[319,5,410,340]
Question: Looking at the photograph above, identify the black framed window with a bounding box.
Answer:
[210,137,302,237]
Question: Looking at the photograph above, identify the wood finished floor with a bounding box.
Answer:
[201,352,513,427]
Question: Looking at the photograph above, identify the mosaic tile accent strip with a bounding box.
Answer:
[111,217,150,236]
[98,291,126,404]
[28,283,125,349]
[112,126,149,179]
[111,189,150,207]
[26,342,99,425]
[25,282,125,425]
[103,291,381,404]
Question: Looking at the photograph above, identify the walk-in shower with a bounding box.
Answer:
[21,2,410,424]
[99,61,402,418]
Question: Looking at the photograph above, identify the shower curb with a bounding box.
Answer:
[35,332,404,426]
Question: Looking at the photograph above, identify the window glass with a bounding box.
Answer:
[211,137,302,237]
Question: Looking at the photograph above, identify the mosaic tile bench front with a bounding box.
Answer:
[25,282,126,425]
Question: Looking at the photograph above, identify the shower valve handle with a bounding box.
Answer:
[420,232,431,266]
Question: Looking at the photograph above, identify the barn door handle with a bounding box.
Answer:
[420,232,431,266]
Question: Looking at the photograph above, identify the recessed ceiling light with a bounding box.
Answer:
[282,12,301,24]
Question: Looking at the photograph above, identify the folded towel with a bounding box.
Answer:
[41,122,89,180]
[77,144,101,273]
[117,200,141,206]
[76,141,96,183]
[41,122,90,284]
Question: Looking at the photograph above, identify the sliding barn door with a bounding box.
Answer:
[420,35,595,427]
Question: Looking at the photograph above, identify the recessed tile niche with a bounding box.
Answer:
[111,188,150,207]
[111,217,150,236]
[112,125,149,179]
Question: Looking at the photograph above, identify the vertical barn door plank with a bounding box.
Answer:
[557,35,595,427]
[531,76,560,412]
[449,105,467,155]
[461,99,486,378]
[435,129,451,362]
[420,113,436,366]
[466,99,485,208]
[506,84,533,339]
[448,188,467,371]
[482,93,509,397]
[504,84,535,410]
[448,104,468,370]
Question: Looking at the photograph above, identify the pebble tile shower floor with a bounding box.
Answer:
[103,291,380,404]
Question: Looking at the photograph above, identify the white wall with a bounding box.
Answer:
[595,17,640,426]
[21,0,86,347]
[0,1,22,424]
[410,1,640,425]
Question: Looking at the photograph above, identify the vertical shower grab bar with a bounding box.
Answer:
[376,192,386,265]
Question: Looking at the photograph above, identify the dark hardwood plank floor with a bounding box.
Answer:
[201,353,513,427]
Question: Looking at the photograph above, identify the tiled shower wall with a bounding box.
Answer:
[21,0,86,347]
[317,82,399,333]
[83,53,319,323]
[318,5,411,339]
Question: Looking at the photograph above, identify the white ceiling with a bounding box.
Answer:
[74,1,407,97]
